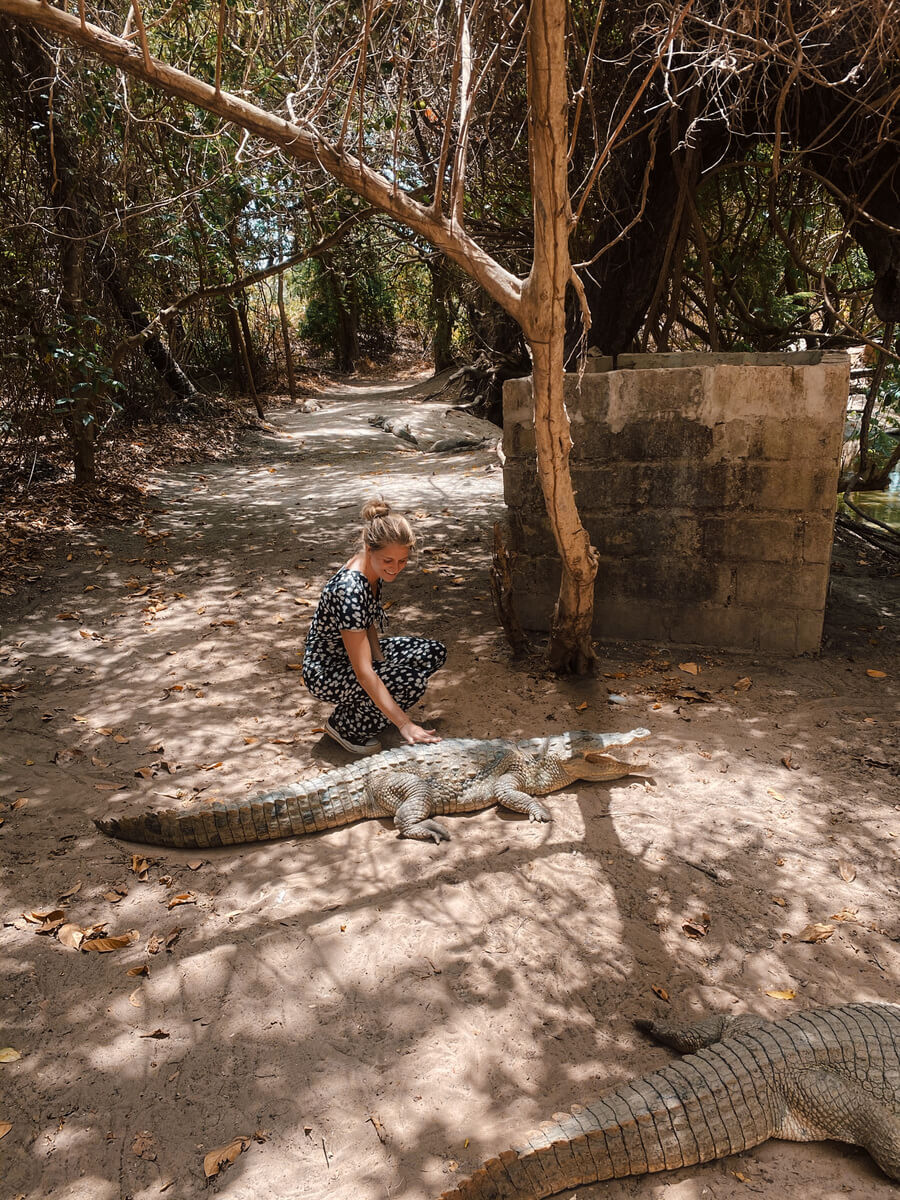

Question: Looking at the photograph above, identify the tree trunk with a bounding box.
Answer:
[14,28,96,485]
[277,270,298,400]
[100,261,199,400]
[323,260,359,372]
[428,256,456,372]
[228,303,264,417]
[14,25,198,406]
[520,0,598,673]
[224,304,248,391]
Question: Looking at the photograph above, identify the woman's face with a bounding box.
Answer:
[369,542,410,582]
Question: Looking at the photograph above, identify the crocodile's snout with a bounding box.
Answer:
[572,751,649,782]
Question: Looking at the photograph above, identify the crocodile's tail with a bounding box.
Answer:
[437,1051,771,1199]
[94,780,374,849]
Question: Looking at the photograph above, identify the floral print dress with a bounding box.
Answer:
[302,568,446,742]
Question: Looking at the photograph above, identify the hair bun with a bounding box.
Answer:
[361,498,391,522]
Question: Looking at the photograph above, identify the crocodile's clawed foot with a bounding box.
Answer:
[527,801,551,822]
[402,819,451,843]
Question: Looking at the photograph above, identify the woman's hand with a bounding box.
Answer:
[398,720,441,745]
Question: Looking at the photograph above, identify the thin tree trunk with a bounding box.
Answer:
[101,262,198,399]
[519,0,598,672]
[229,303,264,417]
[277,270,297,400]
[428,256,456,372]
[236,293,259,389]
[323,260,359,372]
[15,28,198,406]
[15,28,97,485]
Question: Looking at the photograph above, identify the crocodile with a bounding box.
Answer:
[437,1003,900,1198]
[93,728,650,848]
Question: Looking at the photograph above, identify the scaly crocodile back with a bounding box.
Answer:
[93,732,649,849]
[94,738,522,848]
[438,1003,900,1198]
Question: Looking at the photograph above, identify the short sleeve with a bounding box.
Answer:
[332,572,374,631]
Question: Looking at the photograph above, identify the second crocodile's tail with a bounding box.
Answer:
[437,1045,775,1199]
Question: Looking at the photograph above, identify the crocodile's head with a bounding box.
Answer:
[517,728,651,791]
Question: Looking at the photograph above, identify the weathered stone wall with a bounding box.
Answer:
[502,351,850,653]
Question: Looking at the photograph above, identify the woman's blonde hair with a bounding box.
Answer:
[360,498,416,552]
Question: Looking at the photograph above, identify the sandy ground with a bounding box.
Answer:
[1,375,898,1200]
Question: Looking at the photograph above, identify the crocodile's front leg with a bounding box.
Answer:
[373,772,451,843]
[494,773,551,823]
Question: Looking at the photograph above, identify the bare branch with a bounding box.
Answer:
[0,0,524,319]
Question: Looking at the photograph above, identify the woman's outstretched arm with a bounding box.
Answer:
[341,629,441,744]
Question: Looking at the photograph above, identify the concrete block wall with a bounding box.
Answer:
[502,351,849,653]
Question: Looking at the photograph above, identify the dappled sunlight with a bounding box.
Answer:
[2,380,897,1199]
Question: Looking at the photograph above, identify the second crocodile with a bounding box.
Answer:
[94,727,650,848]
[437,1002,900,1197]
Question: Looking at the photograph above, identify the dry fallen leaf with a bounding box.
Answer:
[58,923,86,950]
[187,860,203,871]
[797,923,835,943]
[131,855,150,881]
[651,985,670,1003]
[11,798,28,811]
[0,1048,21,1063]
[732,676,752,691]
[574,701,589,712]
[771,896,787,907]
[81,929,139,953]
[781,753,799,770]
[0,1122,11,1139]
[103,885,129,904]
[58,880,83,902]
[139,1029,170,1039]
[204,1135,251,1179]
[32,909,67,934]
[831,908,858,922]
[127,964,149,977]
[766,788,786,803]
[838,860,857,883]
[132,1131,158,1160]
[764,988,796,1000]
[678,662,700,675]
[681,914,710,939]
[866,669,887,679]
[167,892,196,910]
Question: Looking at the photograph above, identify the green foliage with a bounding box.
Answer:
[45,316,125,435]
[300,255,397,364]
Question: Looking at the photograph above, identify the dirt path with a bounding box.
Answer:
[2,376,898,1200]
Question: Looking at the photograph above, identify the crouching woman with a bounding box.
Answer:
[302,499,446,755]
